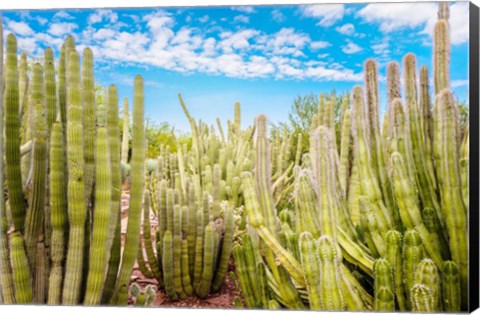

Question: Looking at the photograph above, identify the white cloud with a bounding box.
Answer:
[2,9,364,83]
[300,4,345,27]
[451,80,468,88]
[92,28,117,41]
[198,15,209,23]
[372,41,389,55]
[271,10,286,23]
[36,17,48,26]
[231,6,256,14]
[357,3,436,32]
[6,21,34,36]
[358,2,468,45]
[219,29,259,53]
[335,23,355,36]
[53,10,75,20]
[310,40,330,50]
[342,40,362,54]
[234,15,250,24]
[48,22,78,37]
[143,11,175,31]
[88,9,118,25]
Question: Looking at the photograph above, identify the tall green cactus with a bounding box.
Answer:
[47,120,67,305]
[62,49,87,305]
[0,20,16,305]
[84,104,112,305]
[111,76,145,303]
[83,48,96,214]
[4,34,26,233]
[24,64,47,275]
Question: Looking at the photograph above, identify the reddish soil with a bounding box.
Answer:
[120,186,240,309]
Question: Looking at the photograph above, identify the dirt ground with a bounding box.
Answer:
[120,187,240,309]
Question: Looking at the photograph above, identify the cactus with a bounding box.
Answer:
[83,48,96,215]
[121,97,130,164]
[111,76,145,304]
[83,105,111,305]
[10,232,33,304]
[441,260,460,312]
[62,49,87,305]
[5,34,26,232]
[316,236,345,311]
[385,230,406,310]
[24,65,47,271]
[162,230,178,301]
[47,120,67,305]
[414,259,440,311]
[299,232,322,310]
[403,230,424,309]
[373,259,394,311]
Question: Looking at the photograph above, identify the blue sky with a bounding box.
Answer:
[1,2,470,132]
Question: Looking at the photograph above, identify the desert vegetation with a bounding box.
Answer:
[0,2,470,312]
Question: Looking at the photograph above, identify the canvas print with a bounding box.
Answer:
[0,1,477,313]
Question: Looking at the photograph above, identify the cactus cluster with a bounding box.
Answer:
[235,3,469,313]
[0,2,470,311]
[0,28,146,305]
[135,95,242,301]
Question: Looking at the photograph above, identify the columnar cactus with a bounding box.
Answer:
[4,34,26,233]
[0,21,16,305]
[84,105,112,305]
[62,49,87,305]
[111,76,145,304]
[47,120,67,305]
